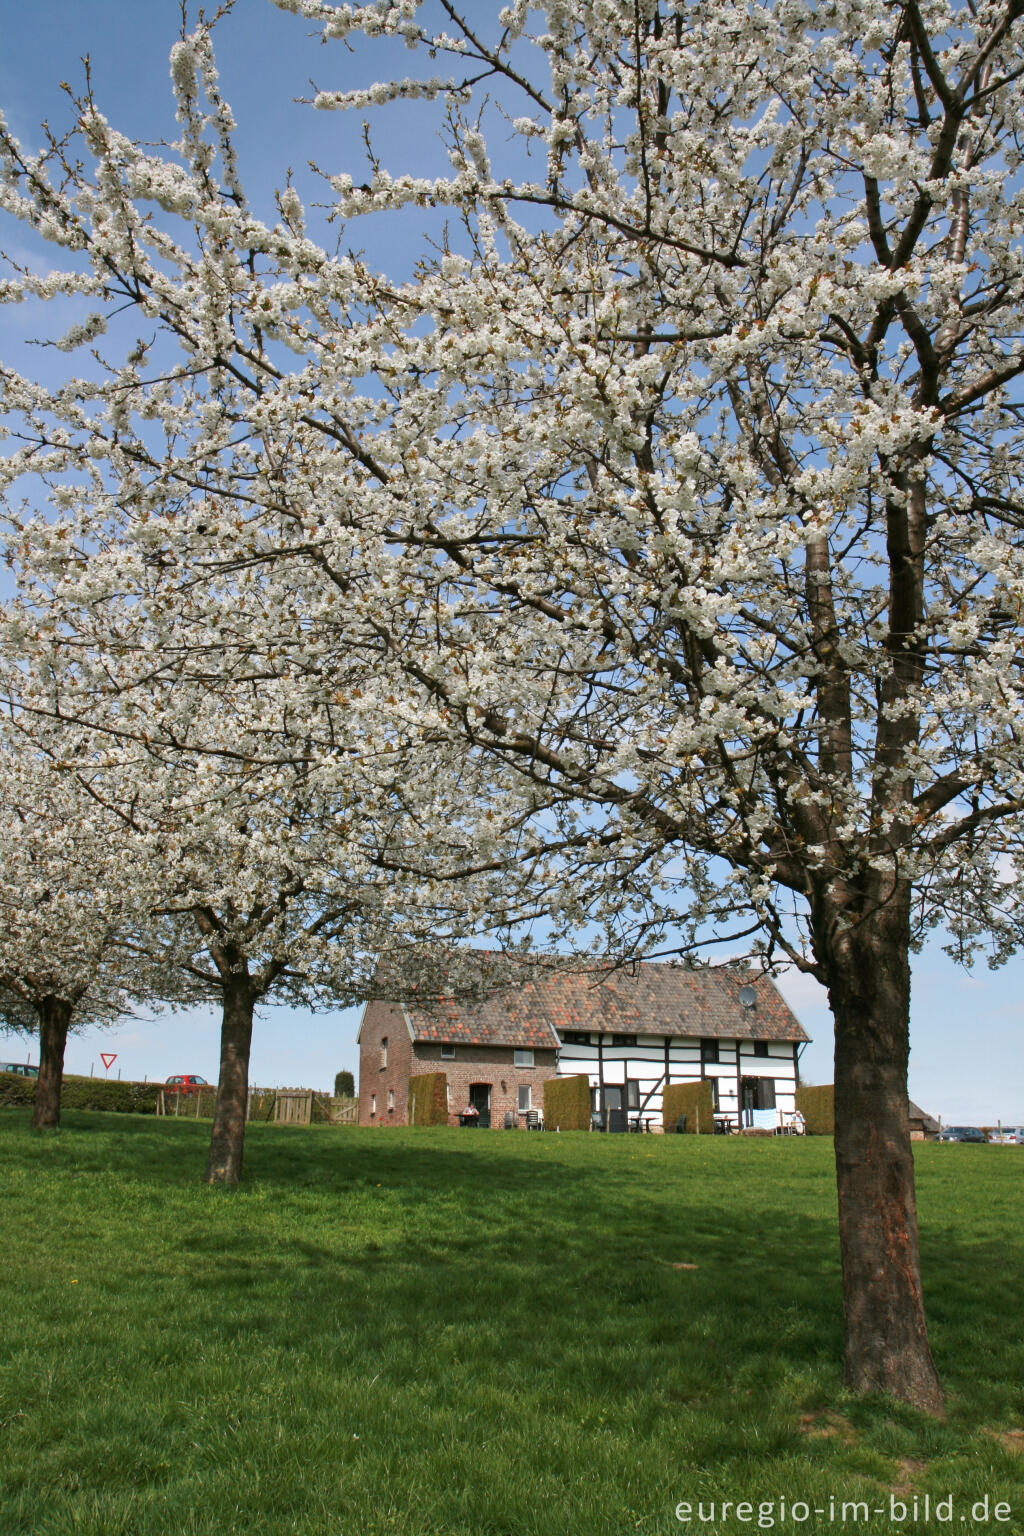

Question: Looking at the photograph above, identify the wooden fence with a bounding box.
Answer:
[274,1091,358,1125]
[156,1088,358,1125]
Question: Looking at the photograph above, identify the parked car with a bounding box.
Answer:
[987,1128,1023,1144]
[938,1126,986,1142]
[163,1075,209,1096]
[1,1062,39,1077]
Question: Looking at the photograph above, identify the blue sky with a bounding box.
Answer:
[1,0,1021,1123]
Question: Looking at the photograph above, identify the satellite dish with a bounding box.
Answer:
[738,985,757,1010]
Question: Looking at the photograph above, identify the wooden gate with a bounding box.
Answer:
[274,1090,313,1125]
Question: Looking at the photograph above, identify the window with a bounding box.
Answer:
[370,1094,377,1117]
[562,1031,591,1045]
[753,1041,769,1058]
[518,1084,532,1112]
[514,1048,535,1067]
[610,1033,637,1047]
[701,1039,719,1063]
[440,1043,455,1060]
[380,1036,388,1069]
[387,1089,395,1112]
[626,1080,640,1110]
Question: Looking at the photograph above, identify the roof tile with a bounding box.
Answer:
[399,959,809,1048]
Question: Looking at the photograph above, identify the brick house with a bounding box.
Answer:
[357,994,558,1129]
[357,959,809,1131]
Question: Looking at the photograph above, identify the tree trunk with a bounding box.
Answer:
[31,996,73,1130]
[821,884,944,1414]
[205,972,256,1186]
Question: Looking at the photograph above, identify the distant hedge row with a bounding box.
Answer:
[662,1080,715,1133]
[408,1072,448,1126]
[543,1074,590,1131]
[796,1084,835,1135]
[0,1071,162,1114]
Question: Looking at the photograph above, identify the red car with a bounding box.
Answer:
[163,1075,209,1096]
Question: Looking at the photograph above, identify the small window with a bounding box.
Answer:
[387,1089,395,1112]
[701,1039,720,1063]
[753,1041,769,1058]
[518,1084,532,1112]
[380,1036,388,1069]
[513,1048,535,1067]
[562,1031,591,1045]
[626,1080,640,1110]
[440,1043,455,1061]
[610,1034,637,1047]
[370,1094,377,1117]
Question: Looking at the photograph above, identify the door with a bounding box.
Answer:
[469,1082,492,1129]
[741,1076,776,1126]
[741,1077,757,1127]
[603,1085,626,1133]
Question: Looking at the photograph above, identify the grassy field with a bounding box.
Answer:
[0,1114,1021,1536]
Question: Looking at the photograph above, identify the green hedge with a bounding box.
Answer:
[0,1071,162,1114]
[543,1075,591,1131]
[0,1072,35,1108]
[796,1083,834,1135]
[407,1072,448,1126]
[662,1080,715,1134]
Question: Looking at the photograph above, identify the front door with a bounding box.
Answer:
[469,1083,491,1129]
[741,1076,776,1126]
[603,1085,626,1133]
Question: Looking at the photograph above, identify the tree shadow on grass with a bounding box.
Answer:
[7,1113,1020,1422]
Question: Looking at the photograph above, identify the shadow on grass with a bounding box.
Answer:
[3,1112,1024,1536]
[3,1111,1021,1421]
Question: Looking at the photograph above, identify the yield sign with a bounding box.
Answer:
[100,1053,117,1071]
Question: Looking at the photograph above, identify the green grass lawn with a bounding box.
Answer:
[0,1114,1021,1535]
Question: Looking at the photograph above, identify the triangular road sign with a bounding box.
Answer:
[100,1053,117,1070]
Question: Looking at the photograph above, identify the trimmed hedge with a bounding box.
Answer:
[407,1072,448,1126]
[796,1083,834,1135]
[0,1072,35,1108]
[334,1070,355,1098]
[662,1080,715,1134]
[543,1075,590,1131]
[0,1071,162,1114]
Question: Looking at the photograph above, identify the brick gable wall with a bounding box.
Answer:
[358,1001,414,1127]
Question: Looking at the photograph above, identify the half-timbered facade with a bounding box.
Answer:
[357,960,809,1131]
[536,964,807,1130]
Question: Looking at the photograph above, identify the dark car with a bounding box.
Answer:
[1,1062,39,1078]
[938,1126,986,1142]
[163,1075,209,1096]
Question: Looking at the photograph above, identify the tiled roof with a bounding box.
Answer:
[406,991,559,1050]
[399,958,809,1048]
